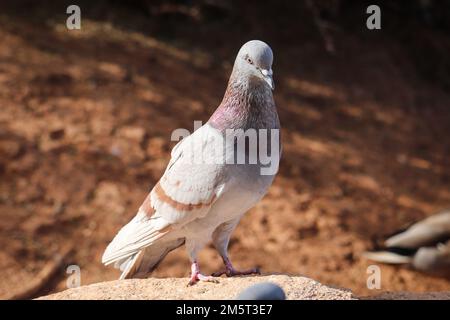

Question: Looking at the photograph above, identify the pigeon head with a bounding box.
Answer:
[209,40,279,131]
[233,40,274,90]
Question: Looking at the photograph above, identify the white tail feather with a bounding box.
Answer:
[363,251,412,264]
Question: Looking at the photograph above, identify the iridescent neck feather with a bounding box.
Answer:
[208,69,279,131]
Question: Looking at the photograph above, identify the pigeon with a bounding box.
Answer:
[363,210,450,278]
[102,40,281,285]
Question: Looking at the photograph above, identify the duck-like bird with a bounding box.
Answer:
[364,210,450,278]
[102,40,280,285]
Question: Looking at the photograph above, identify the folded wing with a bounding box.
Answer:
[102,124,227,269]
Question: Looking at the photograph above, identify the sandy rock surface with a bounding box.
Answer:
[38,275,355,300]
[366,291,450,300]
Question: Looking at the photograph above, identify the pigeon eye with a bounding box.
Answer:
[246,57,254,65]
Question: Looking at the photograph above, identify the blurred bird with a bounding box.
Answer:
[236,282,286,300]
[364,210,450,278]
[102,40,280,285]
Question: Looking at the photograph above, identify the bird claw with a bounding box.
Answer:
[212,267,261,277]
[187,273,220,286]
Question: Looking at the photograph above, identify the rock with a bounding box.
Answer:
[37,275,355,300]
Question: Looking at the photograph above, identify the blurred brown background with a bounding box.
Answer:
[0,0,449,299]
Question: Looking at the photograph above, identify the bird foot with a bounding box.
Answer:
[187,261,219,286]
[212,266,261,277]
[187,273,219,286]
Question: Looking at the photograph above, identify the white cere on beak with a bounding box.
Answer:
[261,69,274,90]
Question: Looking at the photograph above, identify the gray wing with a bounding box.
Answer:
[102,124,229,266]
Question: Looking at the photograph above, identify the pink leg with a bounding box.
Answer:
[188,261,219,286]
[212,256,260,277]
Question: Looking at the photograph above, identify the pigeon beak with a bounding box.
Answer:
[261,69,275,90]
